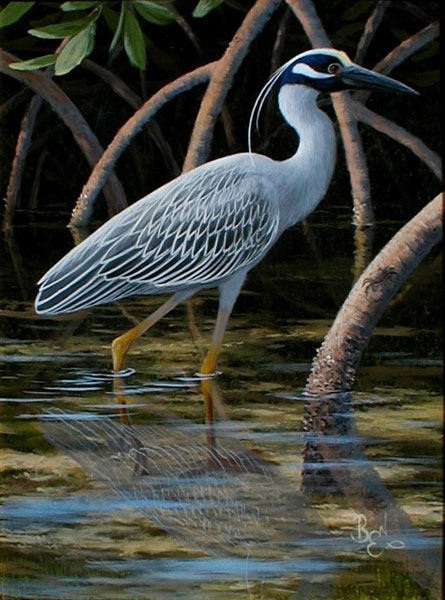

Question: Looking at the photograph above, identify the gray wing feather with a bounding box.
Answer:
[100,168,278,286]
[35,164,279,315]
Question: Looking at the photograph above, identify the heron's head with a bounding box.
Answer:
[248,48,417,154]
[278,48,418,95]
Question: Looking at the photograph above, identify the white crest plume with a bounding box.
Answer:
[247,55,297,164]
[247,48,349,165]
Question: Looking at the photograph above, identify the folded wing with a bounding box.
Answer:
[35,163,279,315]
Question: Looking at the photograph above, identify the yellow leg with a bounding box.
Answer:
[200,308,231,375]
[111,294,183,373]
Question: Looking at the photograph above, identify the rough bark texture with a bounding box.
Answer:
[305,194,442,395]
[354,0,390,64]
[2,94,42,231]
[182,0,281,172]
[286,0,374,226]
[69,62,215,227]
[0,48,127,218]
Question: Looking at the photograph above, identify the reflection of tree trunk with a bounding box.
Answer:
[3,94,42,231]
[69,225,90,246]
[286,0,373,227]
[305,194,442,395]
[0,48,127,220]
[70,62,215,227]
[3,229,29,301]
[302,392,441,596]
[301,220,344,307]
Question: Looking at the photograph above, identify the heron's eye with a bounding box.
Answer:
[328,63,341,75]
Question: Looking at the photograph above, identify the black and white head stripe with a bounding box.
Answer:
[248,49,351,154]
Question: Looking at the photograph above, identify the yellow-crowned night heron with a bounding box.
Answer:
[35,49,416,375]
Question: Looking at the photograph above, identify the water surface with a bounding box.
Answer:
[0,213,442,599]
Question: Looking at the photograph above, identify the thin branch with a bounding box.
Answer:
[0,88,30,120]
[69,62,216,227]
[2,94,42,232]
[82,59,179,176]
[270,6,292,73]
[305,193,442,395]
[372,20,438,74]
[354,21,439,104]
[286,0,374,226]
[351,99,442,179]
[220,103,236,150]
[82,58,141,108]
[354,0,390,64]
[182,0,281,172]
[29,149,48,210]
[0,48,127,219]
[175,13,202,54]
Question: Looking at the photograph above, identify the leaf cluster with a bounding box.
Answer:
[0,0,226,75]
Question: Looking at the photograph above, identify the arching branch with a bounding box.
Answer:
[182,0,281,172]
[81,59,179,176]
[305,194,442,395]
[69,62,216,227]
[352,99,442,179]
[0,48,127,218]
[354,21,439,104]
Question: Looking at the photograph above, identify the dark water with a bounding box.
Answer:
[0,211,442,599]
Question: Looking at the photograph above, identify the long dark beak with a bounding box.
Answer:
[341,64,419,95]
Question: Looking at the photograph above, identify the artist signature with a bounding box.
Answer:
[351,513,406,557]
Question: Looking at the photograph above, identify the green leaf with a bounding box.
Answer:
[9,53,57,71]
[109,2,125,53]
[192,0,224,18]
[29,7,101,39]
[0,2,34,28]
[124,8,146,69]
[29,19,88,39]
[102,5,119,32]
[133,1,176,25]
[61,1,99,11]
[55,22,96,75]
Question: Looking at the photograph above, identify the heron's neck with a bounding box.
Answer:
[277,84,336,228]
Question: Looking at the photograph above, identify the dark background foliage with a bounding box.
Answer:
[0,0,441,354]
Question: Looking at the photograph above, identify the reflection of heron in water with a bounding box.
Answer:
[41,405,329,562]
[34,49,416,380]
[40,381,441,597]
